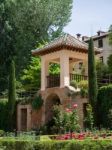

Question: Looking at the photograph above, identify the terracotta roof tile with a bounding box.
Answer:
[32,33,100,56]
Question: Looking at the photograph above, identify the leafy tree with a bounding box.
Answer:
[107,54,112,73]
[21,57,60,90]
[7,59,16,130]
[88,38,98,107]
[0,0,73,92]
[96,60,109,76]
[21,57,41,90]
[109,25,112,45]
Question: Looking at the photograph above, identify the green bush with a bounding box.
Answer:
[0,130,5,137]
[70,80,78,88]
[0,100,8,131]
[0,140,112,150]
[97,84,112,128]
[32,95,43,110]
[78,80,88,98]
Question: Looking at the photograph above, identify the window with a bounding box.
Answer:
[98,39,103,48]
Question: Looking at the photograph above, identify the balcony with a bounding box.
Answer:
[46,74,88,88]
[46,74,60,88]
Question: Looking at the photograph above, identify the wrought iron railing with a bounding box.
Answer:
[70,73,88,82]
[46,74,60,88]
[46,73,112,88]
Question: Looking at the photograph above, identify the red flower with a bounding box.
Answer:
[66,108,72,112]
[73,104,78,109]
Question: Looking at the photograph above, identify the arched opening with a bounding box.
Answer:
[45,93,61,123]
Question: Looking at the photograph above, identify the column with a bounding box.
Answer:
[60,52,70,87]
[41,57,49,91]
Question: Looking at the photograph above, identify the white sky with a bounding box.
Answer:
[64,0,112,37]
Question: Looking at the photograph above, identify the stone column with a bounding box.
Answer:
[60,52,70,87]
[41,57,49,91]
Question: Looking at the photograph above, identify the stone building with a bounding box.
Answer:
[17,34,100,131]
[83,31,112,64]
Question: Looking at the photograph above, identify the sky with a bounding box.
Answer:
[64,0,112,37]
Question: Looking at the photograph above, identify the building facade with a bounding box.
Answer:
[17,34,100,131]
[83,31,112,64]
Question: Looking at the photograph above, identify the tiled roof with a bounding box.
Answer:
[32,33,100,56]
[84,32,109,42]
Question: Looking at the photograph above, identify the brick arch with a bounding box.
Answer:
[45,93,61,123]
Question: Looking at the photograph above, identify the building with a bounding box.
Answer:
[83,31,112,64]
[17,34,100,131]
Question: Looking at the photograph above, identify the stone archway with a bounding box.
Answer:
[45,93,61,123]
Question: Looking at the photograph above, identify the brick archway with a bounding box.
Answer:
[45,93,61,123]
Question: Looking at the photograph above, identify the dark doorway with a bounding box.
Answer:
[21,108,27,131]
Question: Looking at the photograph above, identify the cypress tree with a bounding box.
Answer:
[8,59,16,130]
[88,38,98,113]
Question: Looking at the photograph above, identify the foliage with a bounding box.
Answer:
[53,104,80,136]
[32,95,43,110]
[0,100,8,131]
[65,105,80,134]
[21,57,60,90]
[96,60,109,76]
[88,38,98,120]
[97,84,112,128]
[109,25,112,45]
[107,54,112,73]
[70,80,78,88]
[7,59,16,130]
[0,139,112,150]
[78,80,88,98]
[21,57,41,90]
[52,105,68,133]
[84,104,94,130]
[49,63,60,75]
[0,0,73,92]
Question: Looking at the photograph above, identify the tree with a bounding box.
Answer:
[109,25,112,45]
[7,59,16,130]
[107,54,112,73]
[88,38,98,116]
[0,0,73,92]
[21,56,61,90]
[21,57,41,90]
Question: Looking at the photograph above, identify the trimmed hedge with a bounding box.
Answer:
[97,84,112,128]
[0,139,112,150]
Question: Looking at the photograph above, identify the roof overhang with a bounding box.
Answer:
[32,44,100,56]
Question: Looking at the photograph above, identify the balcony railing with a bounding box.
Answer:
[70,73,88,82]
[46,74,87,88]
[46,73,112,88]
[46,74,60,88]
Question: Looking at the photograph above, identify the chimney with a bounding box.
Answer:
[82,36,89,41]
[97,30,105,36]
[76,33,81,39]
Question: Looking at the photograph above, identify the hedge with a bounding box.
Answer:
[97,84,112,128]
[0,139,112,150]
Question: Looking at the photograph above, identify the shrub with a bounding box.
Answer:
[97,84,112,128]
[0,140,112,150]
[32,95,43,110]
[0,100,8,131]
[84,104,94,130]
[0,130,5,137]
[70,80,78,88]
[78,80,88,98]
